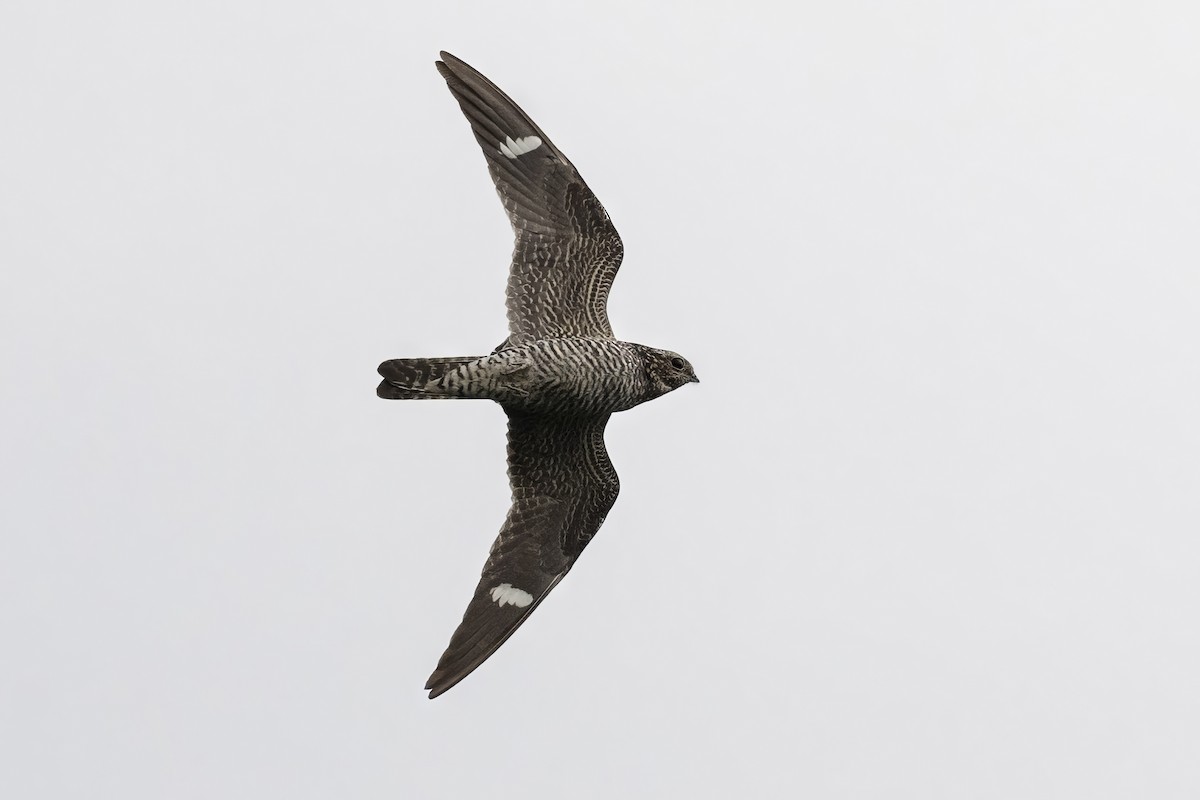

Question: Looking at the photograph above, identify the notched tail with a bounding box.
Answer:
[376,356,479,399]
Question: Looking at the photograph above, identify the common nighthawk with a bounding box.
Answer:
[377,52,697,698]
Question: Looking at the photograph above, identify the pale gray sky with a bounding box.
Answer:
[2,1,1198,797]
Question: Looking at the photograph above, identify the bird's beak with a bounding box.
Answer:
[690,375,700,384]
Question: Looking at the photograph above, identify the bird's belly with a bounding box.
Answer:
[495,343,641,415]
[530,375,634,414]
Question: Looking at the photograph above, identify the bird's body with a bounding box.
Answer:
[380,338,680,415]
[377,52,696,698]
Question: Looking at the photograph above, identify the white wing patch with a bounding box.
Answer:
[489,583,534,608]
[499,135,543,159]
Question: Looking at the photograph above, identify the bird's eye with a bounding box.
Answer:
[670,357,685,370]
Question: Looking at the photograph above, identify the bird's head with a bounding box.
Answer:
[640,347,699,396]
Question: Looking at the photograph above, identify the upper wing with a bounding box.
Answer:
[435,51,624,344]
[424,411,620,698]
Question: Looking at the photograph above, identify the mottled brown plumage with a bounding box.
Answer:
[377,52,696,698]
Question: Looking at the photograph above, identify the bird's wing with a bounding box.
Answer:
[436,51,624,344]
[425,411,620,698]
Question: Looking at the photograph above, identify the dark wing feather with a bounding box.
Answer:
[435,52,624,344]
[425,412,620,698]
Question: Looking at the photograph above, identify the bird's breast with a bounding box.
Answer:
[496,338,644,415]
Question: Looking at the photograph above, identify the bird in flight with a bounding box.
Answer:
[377,52,698,698]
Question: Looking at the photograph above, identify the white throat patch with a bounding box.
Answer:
[489,583,534,608]
[499,135,543,159]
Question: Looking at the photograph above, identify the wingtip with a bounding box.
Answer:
[436,50,462,73]
[435,51,487,86]
[424,670,455,699]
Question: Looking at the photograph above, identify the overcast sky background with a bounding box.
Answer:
[2,1,1198,797]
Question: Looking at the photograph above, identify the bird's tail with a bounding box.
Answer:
[376,356,481,399]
